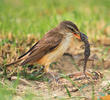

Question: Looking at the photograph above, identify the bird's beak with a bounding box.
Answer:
[73,32,88,41]
[73,31,81,40]
[74,33,81,40]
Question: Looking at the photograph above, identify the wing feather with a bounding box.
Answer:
[18,41,39,59]
[21,31,63,65]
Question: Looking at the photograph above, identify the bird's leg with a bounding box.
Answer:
[44,64,59,82]
[44,64,50,73]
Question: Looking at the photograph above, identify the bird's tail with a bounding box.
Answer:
[5,58,22,67]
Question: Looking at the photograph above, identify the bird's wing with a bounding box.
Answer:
[18,41,39,59]
[21,31,63,65]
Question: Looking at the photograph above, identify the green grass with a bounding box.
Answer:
[0,0,110,99]
[0,0,109,39]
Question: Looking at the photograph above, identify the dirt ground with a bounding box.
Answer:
[0,34,110,100]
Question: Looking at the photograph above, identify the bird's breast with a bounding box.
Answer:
[37,34,73,65]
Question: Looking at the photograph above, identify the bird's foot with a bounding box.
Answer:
[46,71,59,83]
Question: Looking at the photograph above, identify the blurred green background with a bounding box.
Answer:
[0,0,109,39]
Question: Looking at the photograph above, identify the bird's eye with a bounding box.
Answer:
[67,25,74,31]
[66,25,76,32]
[69,27,74,31]
[70,28,76,33]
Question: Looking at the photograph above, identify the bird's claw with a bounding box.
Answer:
[47,72,59,83]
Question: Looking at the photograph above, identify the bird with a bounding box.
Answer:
[6,21,85,78]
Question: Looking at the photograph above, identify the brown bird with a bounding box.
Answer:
[6,21,84,76]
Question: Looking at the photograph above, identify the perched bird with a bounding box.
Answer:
[6,21,85,76]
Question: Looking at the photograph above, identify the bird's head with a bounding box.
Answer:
[59,21,86,40]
